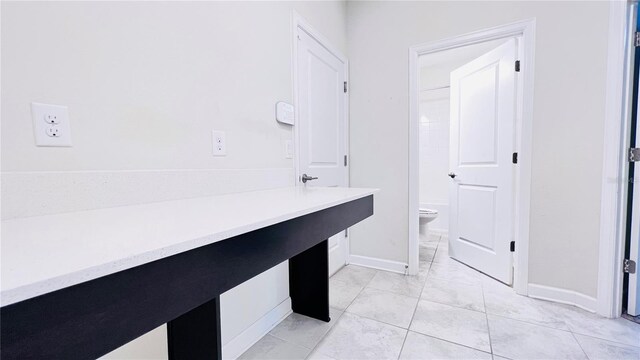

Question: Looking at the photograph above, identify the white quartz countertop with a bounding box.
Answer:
[1,186,377,307]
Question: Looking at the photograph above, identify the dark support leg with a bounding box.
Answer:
[167,297,222,360]
[289,239,330,322]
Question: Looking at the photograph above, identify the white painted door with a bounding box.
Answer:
[296,28,349,276]
[627,97,640,315]
[448,39,517,284]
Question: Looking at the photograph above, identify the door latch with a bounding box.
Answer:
[624,259,636,274]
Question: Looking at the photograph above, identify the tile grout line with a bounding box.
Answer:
[341,268,375,310]
[399,234,439,359]
[479,279,581,334]
[417,296,486,315]
[488,312,576,334]
[358,283,423,300]
[396,234,437,360]
[343,305,415,330]
[341,256,430,332]
[304,326,333,359]
[302,309,346,360]
[304,266,374,360]
[422,235,497,356]
[408,329,495,358]
[569,331,591,360]
[481,279,494,356]
[267,309,343,351]
[397,330,410,360]
[404,235,495,357]
[339,269,424,330]
[566,326,640,350]
[420,239,488,313]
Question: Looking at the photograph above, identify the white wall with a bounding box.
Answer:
[348,1,608,298]
[1,1,347,358]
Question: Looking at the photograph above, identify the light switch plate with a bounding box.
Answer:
[285,140,293,159]
[212,130,226,156]
[31,102,72,147]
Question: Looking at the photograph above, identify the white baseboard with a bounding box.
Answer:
[348,254,407,274]
[222,298,292,360]
[528,284,597,313]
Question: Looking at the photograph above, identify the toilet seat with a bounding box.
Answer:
[419,208,438,215]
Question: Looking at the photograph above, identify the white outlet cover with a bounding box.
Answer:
[31,102,72,147]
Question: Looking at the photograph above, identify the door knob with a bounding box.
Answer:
[448,172,457,179]
[301,174,318,183]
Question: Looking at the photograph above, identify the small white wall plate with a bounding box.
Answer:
[31,102,72,147]
[276,101,295,125]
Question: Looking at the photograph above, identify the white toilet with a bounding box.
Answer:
[419,208,439,236]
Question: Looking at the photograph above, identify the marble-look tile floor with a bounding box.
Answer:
[239,234,640,360]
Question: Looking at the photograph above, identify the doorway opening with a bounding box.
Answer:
[408,20,536,296]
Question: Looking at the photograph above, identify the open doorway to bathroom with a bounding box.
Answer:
[417,38,507,241]
[408,20,535,296]
[417,38,510,274]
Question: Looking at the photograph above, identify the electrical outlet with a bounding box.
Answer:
[45,126,62,137]
[31,102,72,147]
[212,130,226,156]
[44,114,61,124]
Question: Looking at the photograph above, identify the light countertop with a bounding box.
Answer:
[1,186,377,307]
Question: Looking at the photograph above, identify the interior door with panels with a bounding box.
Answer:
[296,27,349,275]
[448,39,517,284]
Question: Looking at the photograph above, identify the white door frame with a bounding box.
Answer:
[408,19,536,295]
[597,0,636,318]
[291,11,351,264]
[291,11,350,187]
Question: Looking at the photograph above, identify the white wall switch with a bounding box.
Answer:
[285,140,293,159]
[212,130,226,156]
[31,102,72,147]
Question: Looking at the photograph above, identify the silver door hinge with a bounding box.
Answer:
[624,259,636,274]
[344,155,348,166]
[344,81,348,93]
[635,32,640,47]
[515,60,521,72]
[629,148,640,162]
